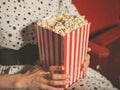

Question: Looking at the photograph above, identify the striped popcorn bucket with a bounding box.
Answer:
[35,23,90,89]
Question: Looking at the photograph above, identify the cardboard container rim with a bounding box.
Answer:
[35,23,91,37]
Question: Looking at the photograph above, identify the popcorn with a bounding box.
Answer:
[37,13,88,36]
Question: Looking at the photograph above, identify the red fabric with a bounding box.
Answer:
[88,41,110,59]
[73,0,120,35]
[91,25,120,46]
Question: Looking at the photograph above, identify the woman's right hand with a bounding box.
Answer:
[15,65,69,90]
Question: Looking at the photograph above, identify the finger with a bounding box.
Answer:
[82,54,90,78]
[87,47,91,52]
[52,74,70,80]
[48,80,69,86]
[40,84,64,90]
[40,71,51,76]
[30,70,50,78]
[85,54,90,61]
[39,77,69,86]
[84,54,90,68]
[82,64,88,78]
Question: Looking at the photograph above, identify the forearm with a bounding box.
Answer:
[0,74,22,89]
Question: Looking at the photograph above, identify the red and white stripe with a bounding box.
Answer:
[77,27,83,80]
[64,23,90,89]
[74,28,80,82]
[81,24,91,78]
[48,31,54,65]
[35,23,90,89]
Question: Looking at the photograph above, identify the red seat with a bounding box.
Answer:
[92,25,120,47]
[88,41,110,59]
[73,0,120,58]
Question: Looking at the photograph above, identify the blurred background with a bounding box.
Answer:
[0,0,119,89]
[73,0,120,89]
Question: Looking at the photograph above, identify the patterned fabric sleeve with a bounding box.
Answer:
[0,65,31,74]
[59,0,80,16]
[0,0,60,50]
[67,68,118,90]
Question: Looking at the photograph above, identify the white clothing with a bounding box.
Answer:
[0,0,79,50]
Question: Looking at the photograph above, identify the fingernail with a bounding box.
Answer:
[46,72,50,74]
[62,66,64,70]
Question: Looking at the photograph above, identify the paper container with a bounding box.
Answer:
[35,23,90,89]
